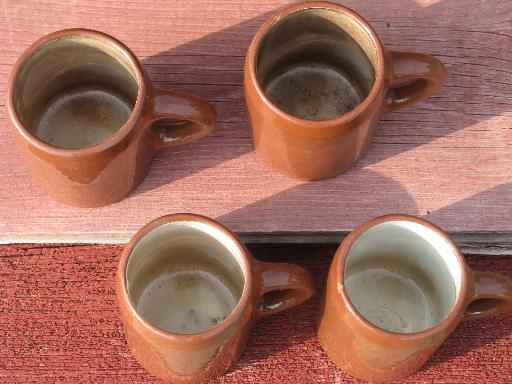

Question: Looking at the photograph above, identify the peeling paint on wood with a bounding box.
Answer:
[0,244,511,382]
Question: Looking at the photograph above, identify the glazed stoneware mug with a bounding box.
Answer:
[318,215,512,383]
[116,213,315,383]
[245,2,445,180]
[7,29,216,207]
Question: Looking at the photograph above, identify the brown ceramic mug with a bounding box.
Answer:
[245,1,445,180]
[7,29,216,207]
[318,215,512,383]
[116,213,315,383]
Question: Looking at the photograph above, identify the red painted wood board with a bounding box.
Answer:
[0,0,511,243]
[0,244,510,382]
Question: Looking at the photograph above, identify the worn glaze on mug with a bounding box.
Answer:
[7,29,216,207]
[245,2,446,180]
[116,213,315,383]
[318,215,512,383]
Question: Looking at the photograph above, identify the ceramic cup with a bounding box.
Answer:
[245,1,445,180]
[7,29,216,207]
[318,215,512,383]
[116,213,315,383]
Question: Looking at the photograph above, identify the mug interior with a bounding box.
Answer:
[256,7,377,121]
[344,221,462,333]
[12,35,139,149]
[126,221,245,335]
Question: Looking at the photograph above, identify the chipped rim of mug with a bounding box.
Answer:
[117,213,254,344]
[6,28,146,157]
[334,214,470,341]
[246,1,387,130]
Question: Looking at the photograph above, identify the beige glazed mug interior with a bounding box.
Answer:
[343,218,463,334]
[125,218,247,336]
[11,33,140,149]
[254,5,378,121]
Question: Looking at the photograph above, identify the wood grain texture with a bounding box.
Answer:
[0,0,511,243]
[0,243,511,383]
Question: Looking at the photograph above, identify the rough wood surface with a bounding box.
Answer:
[0,244,510,383]
[0,0,511,243]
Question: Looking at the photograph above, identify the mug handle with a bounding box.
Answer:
[255,260,315,320]
[385,51,446,112]
[150,86,216,150]
[462,270,512,321]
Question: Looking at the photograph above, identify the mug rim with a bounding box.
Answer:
[117,213,253,342]
[246,1,386,127]
[335,214,469,340]
[6,28,146,157]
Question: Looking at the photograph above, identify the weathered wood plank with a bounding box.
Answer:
[0,0,511,243]
[2,232,510,257]
[0,244,510,382]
